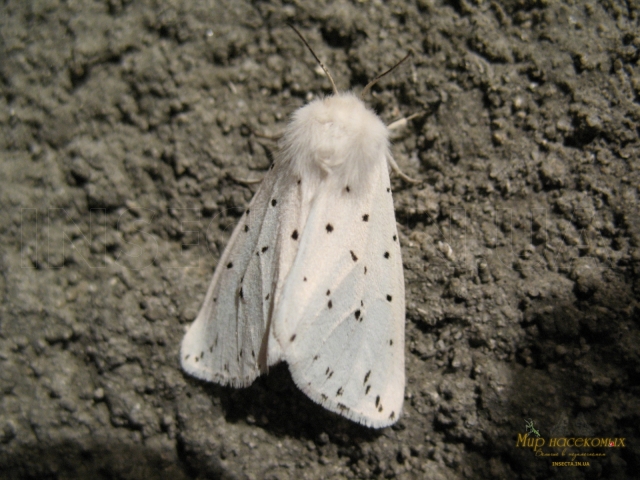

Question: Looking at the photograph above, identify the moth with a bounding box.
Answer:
[181,26,415,428]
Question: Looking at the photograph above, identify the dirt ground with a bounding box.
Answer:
[1,0,639,478]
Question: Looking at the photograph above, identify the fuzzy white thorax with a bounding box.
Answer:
[279,92,389,193]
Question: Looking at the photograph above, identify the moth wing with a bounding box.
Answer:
[273,156,405,428]
[180,162,299,387]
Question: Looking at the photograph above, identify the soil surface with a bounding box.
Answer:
[1,0,639,479]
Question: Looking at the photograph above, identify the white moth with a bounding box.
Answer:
[181,29,411,428]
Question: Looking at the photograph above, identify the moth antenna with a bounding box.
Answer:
[288,24,338,95]
[361,51,413,100]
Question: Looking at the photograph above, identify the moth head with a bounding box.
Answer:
[280,92,389,192]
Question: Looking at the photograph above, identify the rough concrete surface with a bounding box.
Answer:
[1,0,639,478]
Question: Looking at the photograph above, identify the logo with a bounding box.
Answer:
[524,418,540,438]
[515,413,626,467]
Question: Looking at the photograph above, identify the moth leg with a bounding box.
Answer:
[385,113,424,185]
[387,154,420,185]
[386,112,424,131]
[228,173,264,186]
[245,124,284,142]
[229,130,284,185]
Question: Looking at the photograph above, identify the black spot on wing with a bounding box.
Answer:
[390,339,394,345]
[362,214,369,222]
[384,251,390,259]
[387,295,393,302]
[326,289,330,296]
[227,262,233,269]
[386,187,390,193]
[345,185,350,192]
[184,354,190,360]
[389,411,395,420]
[366,385,371,394]
[354,309,361,320]
[393,234,397,241]
[239,287,243,299]
[271,198,277,206]
[291,229,299,240]
[350,250,358,262]
[364,370,371,384]
[326,223,334,233]
[246,209,250,215]
[244,225,249,232]
[261,246,269,253]
[290,334,296,342]
[328,300,333,309]
[364,266,368,275]
[375,395,380,407]
[336,387,343,396]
